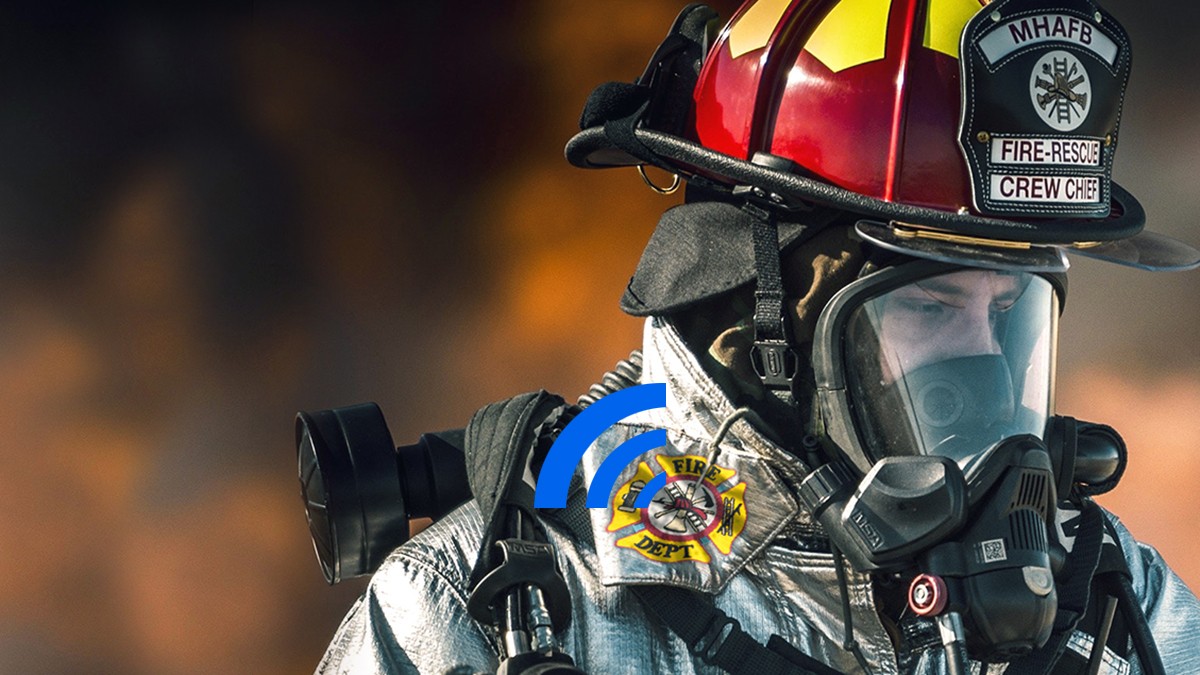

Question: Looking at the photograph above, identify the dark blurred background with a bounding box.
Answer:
[0,2,1196,674]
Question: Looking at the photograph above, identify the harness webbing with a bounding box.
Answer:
[633,585,847,675]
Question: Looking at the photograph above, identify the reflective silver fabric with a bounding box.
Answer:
[316,317,1200,675]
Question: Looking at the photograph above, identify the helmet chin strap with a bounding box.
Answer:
[743,197,806,446]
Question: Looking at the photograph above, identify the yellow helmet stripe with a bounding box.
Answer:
[806,0,893,72]
[728,0,795,59]
[923,0,985,58]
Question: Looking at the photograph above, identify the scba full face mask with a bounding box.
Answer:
[802,258,1067,661]
[837,262,1059,474]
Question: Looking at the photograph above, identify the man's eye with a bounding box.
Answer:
[896,299,946,317]
[918,303,944,316]
[991,298,1017,312]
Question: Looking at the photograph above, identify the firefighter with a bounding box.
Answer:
[314,1,1200,673]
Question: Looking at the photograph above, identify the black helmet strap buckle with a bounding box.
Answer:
[750,339,798,389]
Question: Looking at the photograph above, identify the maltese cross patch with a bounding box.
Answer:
[607,454,748,564]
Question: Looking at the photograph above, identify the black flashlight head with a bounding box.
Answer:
[296,403,409,585]
[296,403,472,584]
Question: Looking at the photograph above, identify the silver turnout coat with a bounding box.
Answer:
[316,318,1200,675]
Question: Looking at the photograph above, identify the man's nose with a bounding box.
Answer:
[950,303,999,356]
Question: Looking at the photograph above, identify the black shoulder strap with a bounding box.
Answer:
[463,390,574,625]
[464,390,563,555]
[462,390,589,673]
[1041,507,1174,675]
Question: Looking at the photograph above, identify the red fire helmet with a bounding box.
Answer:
[691,0,983,213]
[565,0,1199,270]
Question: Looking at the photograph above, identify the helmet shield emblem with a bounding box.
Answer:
[1028,50,1091,132]
[958,0,1131,219]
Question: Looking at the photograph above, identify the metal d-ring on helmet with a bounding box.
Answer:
[566,0,1196,672]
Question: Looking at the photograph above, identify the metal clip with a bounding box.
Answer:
[466,539,572,631]
[638,165,680,195]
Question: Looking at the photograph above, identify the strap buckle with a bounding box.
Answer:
[691,614,740,662]
[750,340,799,389]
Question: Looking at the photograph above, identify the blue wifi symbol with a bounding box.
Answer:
[534,383,669,509]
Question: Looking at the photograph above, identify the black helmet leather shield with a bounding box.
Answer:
[958,0,1129,221]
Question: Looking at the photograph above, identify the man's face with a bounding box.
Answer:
[842,266,1057,462]
[875,269,1027,382]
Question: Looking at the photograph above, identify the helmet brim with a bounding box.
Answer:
[565,125,1147,246]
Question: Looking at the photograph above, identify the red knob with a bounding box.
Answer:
[908,574,948,616]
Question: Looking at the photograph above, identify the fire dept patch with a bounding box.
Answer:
[958,0,1130,219]
[607,454,748,564]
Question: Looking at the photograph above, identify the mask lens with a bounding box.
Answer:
[844,270,1057,469]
